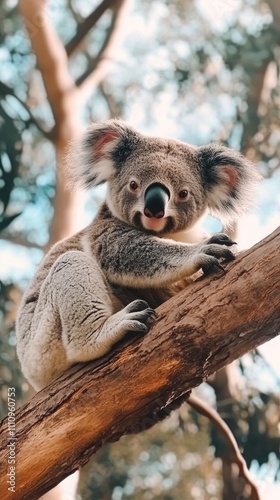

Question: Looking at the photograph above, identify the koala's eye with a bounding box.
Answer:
[129,180,139,191]
[179,189,189,199]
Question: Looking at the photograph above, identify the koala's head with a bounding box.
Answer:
[67,119,260,235]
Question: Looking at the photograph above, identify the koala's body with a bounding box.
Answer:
[16,120,259,390]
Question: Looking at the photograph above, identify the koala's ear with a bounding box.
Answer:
[66,120,140,189]
[198,143,260,222]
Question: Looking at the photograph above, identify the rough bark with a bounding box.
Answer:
[0,226,279,500]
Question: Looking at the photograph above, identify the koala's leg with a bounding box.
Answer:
[41,251,156,365]
[18,251,155,389]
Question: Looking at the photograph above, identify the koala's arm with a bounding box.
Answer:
[93,218,235,288]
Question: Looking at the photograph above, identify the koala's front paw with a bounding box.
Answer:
[206,232,237,246]
[123,300,157,333]
[195,234,236,275]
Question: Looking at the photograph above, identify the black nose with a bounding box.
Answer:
[144,183,170,219]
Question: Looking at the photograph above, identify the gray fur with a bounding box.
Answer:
[16,120,259,390]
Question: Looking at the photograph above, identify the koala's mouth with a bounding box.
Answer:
[134,213,174,234]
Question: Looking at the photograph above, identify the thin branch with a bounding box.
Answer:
[0,81,52,138]
[76,0,128,93]
[99,82,123,117]
[188,395,260,500]
[0,234,43,250]
[67,0,81,24]
[65,0,118,56]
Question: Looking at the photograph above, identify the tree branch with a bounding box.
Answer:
[76,0,128,93]
[267,0,280,42]
[187,396,260,500]
[1,227,279,499]
[100,81,123,117]
[0,81,51,138]
[18,0,128,246]
[240,57,271,155]
[65,0,118,56]
[0,233,43,250]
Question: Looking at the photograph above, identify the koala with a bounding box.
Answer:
[16,119,259,391]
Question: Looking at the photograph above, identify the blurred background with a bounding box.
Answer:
[0,0,279,499]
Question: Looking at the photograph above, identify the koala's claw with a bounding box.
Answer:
[201,244,235,262]
[125,299,150,313]
[196,232,236,273]
[207,233,237,246]
[222,249,236,262]
[123,300,157,334]
[196,239,235,275]
[201,256,226,275]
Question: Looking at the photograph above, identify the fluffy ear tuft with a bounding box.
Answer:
[198,143,261,223]
[66,119,140,190]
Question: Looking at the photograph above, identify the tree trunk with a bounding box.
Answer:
[0,227,280,500]
[18,0,129,246]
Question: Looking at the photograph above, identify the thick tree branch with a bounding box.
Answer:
[1,227,279,499]
[19,0,78,126]
[19,0,86,246]
[18,0,129,246]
